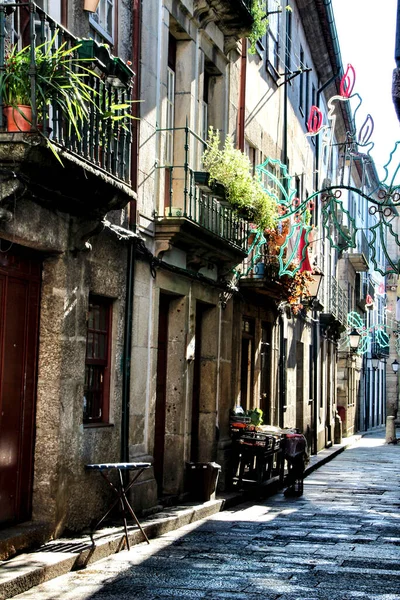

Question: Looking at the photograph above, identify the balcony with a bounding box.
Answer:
[155,126,250,271]
[320,276,348,339]
[345,230,369,272]
[0,2,135,218]
[194,0,254,41]
[371,330,390,359]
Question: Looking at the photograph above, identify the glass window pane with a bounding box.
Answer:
[87,332,94,358]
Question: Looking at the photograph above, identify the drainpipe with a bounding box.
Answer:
[238,39,247,151]
[121,241,136,462]
[278,314,286,428]
[121,0,141,462]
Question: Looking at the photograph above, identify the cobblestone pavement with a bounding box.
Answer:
[13,431,400,600]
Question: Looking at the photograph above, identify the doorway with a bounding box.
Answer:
[260,321,272,421]
[190,302,209,463]
[154,293,170,496]
[240,318,255,410]
[0,244,41,526]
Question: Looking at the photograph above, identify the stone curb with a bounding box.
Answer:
[0,432,370,600]
[0,500,224,600]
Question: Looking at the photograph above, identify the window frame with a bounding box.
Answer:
[89,0,114,46]
[165,66,175,166]
[83,294,113,425]
[266,1,280,78]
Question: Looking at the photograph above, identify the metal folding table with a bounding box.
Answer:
[85,462,151,549]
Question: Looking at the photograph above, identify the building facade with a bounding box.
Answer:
[0,0,388,558]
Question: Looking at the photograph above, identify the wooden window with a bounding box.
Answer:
[299,46,305,115]
[267,0,280,75]
[284,3,292,74]
[90,0,114,45]
[84,295,112,424]
[165,67,175,165]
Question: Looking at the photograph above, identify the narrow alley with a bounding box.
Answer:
[9,430,400,600]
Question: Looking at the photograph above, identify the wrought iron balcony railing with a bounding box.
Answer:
[323,275,348,325]
[156,125,249,251]
[0,1,133,184]
[239,0,253,10]
[371,333,390,358]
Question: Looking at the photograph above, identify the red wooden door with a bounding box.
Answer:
[0,246,41,526]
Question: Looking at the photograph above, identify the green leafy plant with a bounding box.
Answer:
[246,407,263,426]
[249,0,268,54]
[1,31,135,134]
[1,33,99,133]
[248,1,292,55]
[202,128,278,230]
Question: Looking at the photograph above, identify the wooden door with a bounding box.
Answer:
[0,245,41,526]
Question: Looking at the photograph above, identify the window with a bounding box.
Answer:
[299,46,304,115]
[90,0,114,45]
[305,67,310,123]
[267,0,280,75]
[165,34,176,166]
[284,3,292,74]
[165,67,175,165]
[84,295,112,424]
[200,70,209,142]
[245,141,257,176]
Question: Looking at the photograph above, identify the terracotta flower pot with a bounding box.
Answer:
[83,0,100,12]
[3,105,32,132]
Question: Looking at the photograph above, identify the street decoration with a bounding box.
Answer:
[252,63,400,280]
[345,311,390,356]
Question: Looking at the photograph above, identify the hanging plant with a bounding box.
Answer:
[202,128,278,230]
[248,2,292,55]
[248,0,268,54]
[282,269,314,315]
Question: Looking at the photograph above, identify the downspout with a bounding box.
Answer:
[121,241,136,462]
[278,314,286,428]
[238,39,247,151]
[121,0,141,462]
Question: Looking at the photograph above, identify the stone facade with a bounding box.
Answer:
[0,0,390,559]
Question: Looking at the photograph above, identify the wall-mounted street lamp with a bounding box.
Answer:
[305,270,324,298]
[391,359,399,373]
[371,357,380,371]
[304,270,324,309]
[348,329,361,353]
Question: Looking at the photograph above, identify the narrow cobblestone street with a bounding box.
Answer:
[12,431,400,600]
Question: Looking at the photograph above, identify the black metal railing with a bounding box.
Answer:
[324,276,348,325]
[157,125,250,251]
[358,229,369,261]
[371,330,390,358]
[0,1,133,183]
[240,0,253,11]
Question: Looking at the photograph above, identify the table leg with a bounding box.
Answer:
[118,470,150,544]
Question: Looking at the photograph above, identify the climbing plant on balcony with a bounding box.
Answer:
[248,1,292,54]
[202,128,278,230]
[248,0,268,53]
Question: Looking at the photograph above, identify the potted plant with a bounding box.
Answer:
[202,128,278,230]
[0,33,100,133]
[0,32,134,136]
